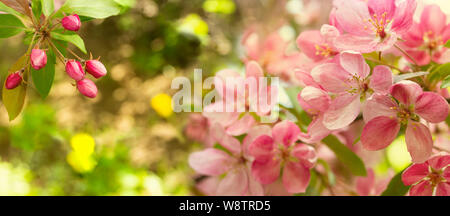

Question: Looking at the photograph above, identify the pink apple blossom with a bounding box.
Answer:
[248,121,317,193]
[402,154,450,196]
[310,52,393,130]
[400,4,450,66]
[297,24,340,62]
[332,0,417,53]
[189,124,271,196]
[361,81,449,163]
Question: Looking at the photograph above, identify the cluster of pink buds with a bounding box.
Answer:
[65,58,107,98]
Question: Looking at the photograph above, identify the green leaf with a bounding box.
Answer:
[445,40,450,48]
[59,0,122,19]
[32,0,42,20]
[322,135,367,176]
[428,63,450,82]
[0,14,25,38]
[2,54,28,121]
[381,169,410,196]
[41,0,54,17]
[51,31,87,54]
[32,50,55,98]
[441,75,450,89]
[393,71,428,83]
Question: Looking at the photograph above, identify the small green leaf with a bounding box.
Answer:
[322,135,367,176]
[41,0,54,17]
[428,63,450,82]
[32,0,42,20]
[441,75,450,89]
[381,169,410,196]
[32,50,55,98]
[0,14,25,38]
[445,40,450,48]
[2,54,28,121]
[51,31,87,54]
[59,0,121,19]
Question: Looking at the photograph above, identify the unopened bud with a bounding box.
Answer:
[65,60,85,81]
[62,14,81,31]
[77,79,98,98]
[85,60,107,78]
[31,49,47,70]
[5,71,22,89]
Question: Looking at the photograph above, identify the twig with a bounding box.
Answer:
[394,43,419,67]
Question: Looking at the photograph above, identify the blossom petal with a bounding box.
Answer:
[402,163,429,186]
[311,63,352,93]
[272,121,301,147]
[297,30,326,61]
[196,177,220,195]
[299,86,331,113]
[248,135,275,161]
[363,93,398,122]
[369,66,393,93]
[444,167,450,181]
[291,144,317,169]
[334,34,379,53]
[420,5,446,36]
[211,123,242,155]
[243,125,272,156]
[216,168,248,196]
[251,158,281,184]
[356,168,375,196]
[323,94,361,130]
[361,116,400,151]
[339,51,370,78]
[414,92,449,123]
[409,180,433,196]
[436,183,450,196]
[245,61,264,79]
[189,148,233,176]
[367,0,395,19]
[391,0,417,33]
[405,122,433,163]
[282,162,311,194]
[427,155,450,171]
[389,81,423,105]
[225,114,256,136]
[298,115,331,144]
[334,0,372,36]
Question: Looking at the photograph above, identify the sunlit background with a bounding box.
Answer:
[0,0,449,196]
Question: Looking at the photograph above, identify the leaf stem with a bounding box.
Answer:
[48,39,66,63]
[66,48,84,62]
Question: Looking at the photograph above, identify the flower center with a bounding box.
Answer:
[427,169,444,187]
[423,31,443,51]
[391,103,419,125]
[364,12,392,39]
[315,43,335,57]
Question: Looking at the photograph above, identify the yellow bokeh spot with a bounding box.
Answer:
[387,135,412,172]
[151,93,173,118]
[70,133,95,156]
[203,0,235,14]
[66,151,97,173]
[177,13,209,42]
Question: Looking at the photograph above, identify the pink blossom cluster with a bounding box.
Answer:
[186,0,450,196]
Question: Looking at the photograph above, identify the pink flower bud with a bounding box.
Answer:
[77,79,98,98]
[85,60,107,78]
[65,60,85,81]
[31,49,47,70]
[5,71,22,89]
[62,14,81,31]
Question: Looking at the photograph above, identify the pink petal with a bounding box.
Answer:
[291,144,317,169]
[189,148,234,176]
[323,94,361,130]
[248,135,275,161]
[243,125,272,157]
[196,177,220,195]
[409,180,433,196]
[311,63,352,93]
[214,69,242,98]
[225,114,256,136]
[282,162,311,194]
[367,0,395,19]
[251,158,281,184]
[245,61,264,79]
[391,0,417,33]
[244,166,265,196]
[402,49,431,66]
[389,81,423,105]
[444,168,450,182]
[334,34,379,53]
[356,168,375,196]
[297,30,326,61]
[405,122,433,163]
[298,115,331,144]
[272,121,301,147]
[299,86,331,113]
[211,123,242,155]
[363,93,398,122]
[320,24,340,43]
[420,5,446,36]
[401,23,424,48]
[339,52,370,79]
[361,116,400,151]
[369,66,393,93]
[402,163,429,186]
[203,103,240,127]
[295,70,321,88]
[216,167,248,196]
[436,183,450,196]
[414,92,449,123]
[334,0,372,36]
[427,155,450,170]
